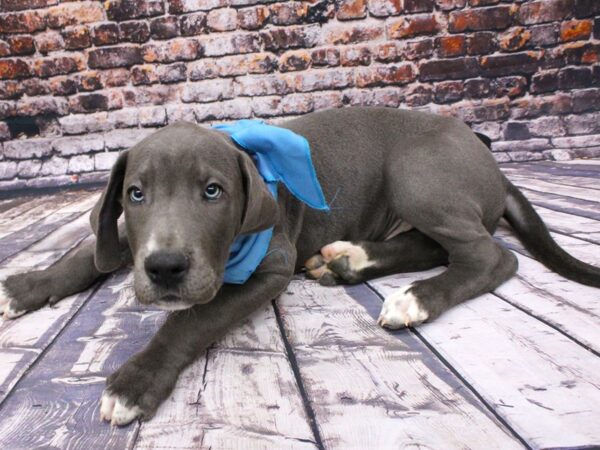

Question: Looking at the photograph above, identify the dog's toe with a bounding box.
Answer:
[0,283,25,320]
[378,284,429,329]
[100,390,142,426]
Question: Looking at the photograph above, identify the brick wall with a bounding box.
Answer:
[0,0,599,191]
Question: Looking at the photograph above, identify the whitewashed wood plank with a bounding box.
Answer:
[496,226,600,266]
[507,187,600,221]
[0,191,83,237]
[134,349,316,450]
[503,169,600,190]
[494,253,600,353]
[0,272,145,449]
[0,192,98,263]
[370,271,600,449]
[278,281,523,449]
[507,176,600,203]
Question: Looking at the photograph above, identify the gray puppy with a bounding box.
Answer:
[1,107,599,425]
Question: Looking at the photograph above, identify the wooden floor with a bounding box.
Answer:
[0,160,599,450]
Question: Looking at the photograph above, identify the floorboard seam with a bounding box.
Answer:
[272,299,324,450]
[365,282,532,450]
[491,291,600,358]
[0,281,104,413]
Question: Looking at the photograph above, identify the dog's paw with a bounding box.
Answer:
[0,282,26,320]
[0,271,63,320]
[100,391,143,426]
[305,241,375,285]
[377,284,429,329]
[100,354,176,426]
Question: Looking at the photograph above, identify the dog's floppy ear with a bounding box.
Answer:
[90,150,128,273]
[238,151,278,234]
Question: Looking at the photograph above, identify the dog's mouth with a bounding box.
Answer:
[154,295,192,311]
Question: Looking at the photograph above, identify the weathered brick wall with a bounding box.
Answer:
[0,0,599,191]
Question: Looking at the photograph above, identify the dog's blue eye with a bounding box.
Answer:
[204,183,222,200]
[128,187,144,203]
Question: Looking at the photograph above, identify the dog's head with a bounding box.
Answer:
[90,122,278,310]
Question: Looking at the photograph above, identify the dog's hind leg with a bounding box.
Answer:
[377,219,517,329]
[304,229,448,286]
[0,226,130,319]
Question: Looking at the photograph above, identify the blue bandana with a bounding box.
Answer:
[212,120,329,284]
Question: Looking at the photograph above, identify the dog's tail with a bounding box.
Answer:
[503,179,600,287]
[472,131,600,287]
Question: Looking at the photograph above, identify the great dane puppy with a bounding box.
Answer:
[1,107,599,425]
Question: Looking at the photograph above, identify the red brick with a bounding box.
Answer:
[434,80,463,103]
[0,80,24,99]
[35,31,64,54]
[387,14,439,39]
[169,0,227,14]
[180,13,207,35]
[131,65,158,85]
[480,52,541,77]
[399,38,434,60]
[295,69,354,92]
[0,11,45,34]
[89,46,143,69]
[419,57,479,81]
[100,68,130,87]
[499,27,531,52]
[0,59,30,80]
[201,33,261,56]
[119,21,151,43]
[23,78,50,97]
[467,32,496,55]
[518,0,573,25]
[214,53,275,76]
[558,66,593,89]
[62,26,91,50]
[0,0,56,11]
[69,91,123,113]
[207,8,238,31]
[262,25,319,50]
[531,70,559,93]
[33,56,84,78]
[449,5,513,33]
[403,0,435,13]
[340,46,371,66]
[7,35,35,55]
[367,0,401,17]
[270,2,308,25]
[552,42,600,65]
[374,42,400,62]
[574,0,600,18]
[437,35,466,57]
[150,16,180,39]
[142,38,201,63]
[0,41,9,57]
[493,76,527,98]
[77,71,102,91]
[355,64,415,87]
[46,2,105,28]
[105,0,164,21]
[530,24,559,47]
[311,47,340,66]
[238,6,269,30]
[279,50,312,72]
[321,22,383,45]
[337,0,367,20]
[92,23,119,46]
[436,0,466,10]
[464,78,491,98]
[560,19,593,42]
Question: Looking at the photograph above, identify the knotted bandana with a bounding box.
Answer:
[213,120,329,284]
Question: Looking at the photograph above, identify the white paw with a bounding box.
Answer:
[100,391,142,426]
[320,241,375,271]
[0,282,24,320]
[377,284,429,329]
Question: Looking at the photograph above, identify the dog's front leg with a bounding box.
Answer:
[100,232,296,426]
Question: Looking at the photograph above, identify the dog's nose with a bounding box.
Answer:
[144,251,190,286]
